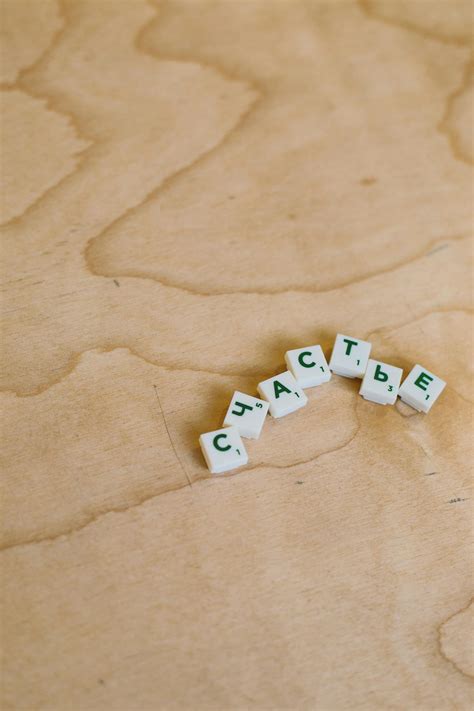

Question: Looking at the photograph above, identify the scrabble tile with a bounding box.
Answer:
[398,364,446,413]
[257,371,308,418]
[223,391,269,439]
[199,426,248,474]
[359,359,403,405]
[284,345,331,389]
[329,333,372,378]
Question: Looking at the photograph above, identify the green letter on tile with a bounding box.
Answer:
[274,380,292,399]
[231,401,253,417]
[374,364,388,382]
[298,351,316,368]
[213,434,231,452]
[343,338,358,355]
[414,372,433,391]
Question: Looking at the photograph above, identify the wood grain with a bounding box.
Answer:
[1,1,473,709]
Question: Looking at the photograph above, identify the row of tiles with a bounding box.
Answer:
[199,333,446,474]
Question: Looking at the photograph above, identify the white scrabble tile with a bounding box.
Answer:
[223,391,269,439]
[398,364,446,413]
[199,426,248,474]
[257,371,308,418]
[329,333,372,378]
[359,359,403,405]
[284,345,331,389]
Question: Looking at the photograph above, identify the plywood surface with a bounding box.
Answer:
[1,1,473,709]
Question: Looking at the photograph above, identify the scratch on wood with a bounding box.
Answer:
[426,244,449,256]
[152,384,192,488]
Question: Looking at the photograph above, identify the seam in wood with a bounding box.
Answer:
[1,306,472,399]
[1,0,64,84]
[358,0,473,165]
[0,404,361,553]
[358,0,472,48]
[1,0,94,228]
[85,233,471,297]
[0,346,268,399]
[3,0,262,233]
[0,87,92,227]
[438,57,474,166]
[245,415,361,474]
[436,598,474,679]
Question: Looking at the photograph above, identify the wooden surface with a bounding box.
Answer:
[1,1,473,709]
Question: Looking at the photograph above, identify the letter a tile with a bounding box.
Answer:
[257,371,307,418]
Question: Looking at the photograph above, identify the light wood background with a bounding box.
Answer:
[1,1,473,709]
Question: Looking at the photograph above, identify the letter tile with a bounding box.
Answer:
[285,345,331,388]
[223,391,269,439]
[398,364,446,413]
[329,333,372,378]
[199,426,248,474]
[359,359,403,405]
[257,371,307,418]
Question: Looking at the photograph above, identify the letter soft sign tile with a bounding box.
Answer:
[284,345,331,388]
[398,364,446,413]
[199,426,248,474]
[359,359,403,405]
[329,334,372,378]
[257,371,308,418]
[223,391,269,439]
